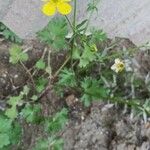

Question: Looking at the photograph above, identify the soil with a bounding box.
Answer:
[0,37,150,150]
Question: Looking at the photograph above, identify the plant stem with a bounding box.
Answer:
[73,0,77,28]
[65,16,74,31]
[53,55,71,78]
[20,61,35,88]
[47,48,52,79]
[70,0,77,68]
[84,0,99,34]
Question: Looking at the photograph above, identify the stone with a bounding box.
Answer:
[0,0,13,19]
[1,0,50,38]
[0,0,150,45]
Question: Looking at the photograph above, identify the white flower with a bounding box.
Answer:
[111,58,125,73]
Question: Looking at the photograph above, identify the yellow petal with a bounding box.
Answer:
[57,2,72,15]
[62,0,71,1]
[42,2,56,16]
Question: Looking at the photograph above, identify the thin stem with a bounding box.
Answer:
[73,0,77,28]
[53,55,71,78]
[70,0,77,68]
[32,47,48,77]
[47,49,52,79]
[20,61,35,88]
[65,15,74,31]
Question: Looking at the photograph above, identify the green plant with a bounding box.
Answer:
[0,115,21,149]
[9,44,29,64]
[0,22,22,43]
[38,17,68,50]
[1,0,150,149]
[45,108,68,133]
[81,77,108,106]
[21,104,42,123]
[33,136,64,150]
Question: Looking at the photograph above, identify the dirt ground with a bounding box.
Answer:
[0,38,150,150]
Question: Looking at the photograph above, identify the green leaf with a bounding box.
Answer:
[81,77,107,106]
[0,115,21,148]
[45,108,68,133]
[87,1,99,12]
[38,17,68,50]
[5,106,18,120]
[35,59,46,70]
[36,77,48,93]
[31,95,38,101]
[0,22,22,43]
[9,45,28,64]
[20,85,30,96]
[21,104,41,123]
[0,133,10,148]
[33,138,49,150]
[72,48,81,59]
[50,138,64,150]
[7,95,23,107]
[58,68,77,88]
[33,137,64,150]
[81,94,91,107]
[79,44,97,68]
[8,122,21,145]
[90,29,107,44]
[5,95,23,119]
[0,116,12,133]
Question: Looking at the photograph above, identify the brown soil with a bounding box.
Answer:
[0,38,150,150]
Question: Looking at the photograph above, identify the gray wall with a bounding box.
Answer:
[0,0,150,45]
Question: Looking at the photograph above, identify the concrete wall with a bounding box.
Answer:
[0,0,150,46]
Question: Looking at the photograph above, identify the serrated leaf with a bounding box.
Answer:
[45,108,68,133]
[35,59,46,70]
[79,44,97,68]
[8,122,21,145]
[0,116,12,133]
[0,133,10,148]
[72,48,81,59]
[38,17,68,50]
[21,104,41,123]
[5,106,18,120]
[9,45,28,64]
[36,77,48,93]
[81,77,107,106]
[7,95,23,107]
[58,68,77,87]
[33,138,49,150]
[0,22,22,43]
[51,138,64,150]
[90,29,107,44]
[5,95,23,119]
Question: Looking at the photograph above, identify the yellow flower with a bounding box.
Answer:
[111,58,125,73]
[42,0,72,16]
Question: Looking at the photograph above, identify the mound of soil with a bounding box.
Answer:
[63,102,150,150]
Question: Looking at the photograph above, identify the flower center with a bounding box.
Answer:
[117,63,124,71]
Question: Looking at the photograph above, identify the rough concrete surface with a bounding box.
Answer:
[0,0,150,45]
[0,0,50,38]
